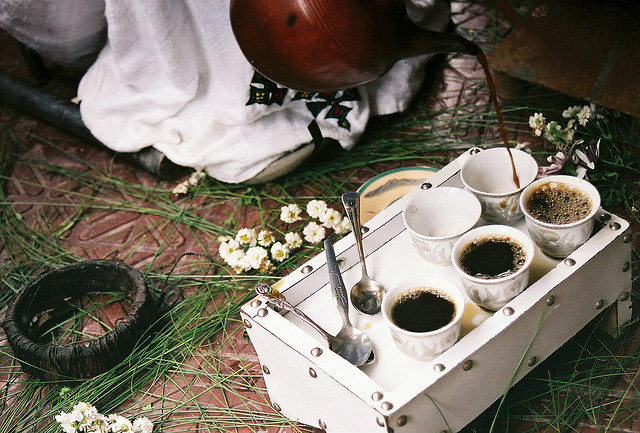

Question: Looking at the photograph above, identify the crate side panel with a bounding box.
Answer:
[385,231,630,432]
[242,312,385,433]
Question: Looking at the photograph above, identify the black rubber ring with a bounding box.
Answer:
[2,260,157,381]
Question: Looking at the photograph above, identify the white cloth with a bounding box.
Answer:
[0,0,106,68]
[2,0,450,183]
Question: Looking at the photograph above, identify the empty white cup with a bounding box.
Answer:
[403,187,481,265]
[461,148,538,224]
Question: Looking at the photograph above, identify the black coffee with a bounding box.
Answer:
[460,235,526,279]
[391,288,455,333]
[527,181,592,225]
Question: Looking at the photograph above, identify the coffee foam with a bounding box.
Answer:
[527,181,592,225]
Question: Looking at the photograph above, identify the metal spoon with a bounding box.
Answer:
[324,240,373,366]
[254,283,373,366]
[341,191,386,315]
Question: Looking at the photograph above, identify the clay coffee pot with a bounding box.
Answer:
[230,0,482,91]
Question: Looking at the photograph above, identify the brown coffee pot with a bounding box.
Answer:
[230,0,482,91]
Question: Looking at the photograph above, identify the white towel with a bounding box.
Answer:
[2,0,449,183]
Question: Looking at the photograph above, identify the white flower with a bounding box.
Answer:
[73,403,100,429]
[284,232,303,249]
[333,217,352,235]
[577,105,592,126]
[259,259,275,274]
[226,250,250,274]
[514,142,528,150]
[257,230,275,247]
[55,411,78,433]
[528,112,545,128]
[236,228,257,246]
[270,242,290,262]
[171,182,188,195]
[306,200,328,219]
[562,105,581,118]
[280,204,302,223]
[245,246,269,270]
[132,417,154,433]
[319,208,343,229]
[218,239,240,260]
[109,414,133,432]
[187,169,206,186]
[534,129,542,136]
[303,222,326,244]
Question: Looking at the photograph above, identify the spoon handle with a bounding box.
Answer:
[341,192,369,277]
[254,283,332,344]
[324,239,351,326]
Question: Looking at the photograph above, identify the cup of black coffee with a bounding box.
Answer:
[452,225,534,310]
[381,276,465,361]
[519,175,601,258]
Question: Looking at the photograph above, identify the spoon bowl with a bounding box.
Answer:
[342,192,386,315]
[255,283,373,366]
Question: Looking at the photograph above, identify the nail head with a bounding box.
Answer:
[311,347,323,357]
[301,265,313,274]
[546,295,555,306]
[381,402,393,411]
[319,420,327,430]
[623,261,630,272]
[396,415,407,426]
[564,258,576,267]
[420,182,432,190]
[609,221,621,230]
[528,356,537,367]
[257,308,268,317]
[462,360,473,371]
[596,299,604,309]
[619,292,630,302]
[243,319,252,328]
[262,365,270,374]
[309,367,317,378]
[434,363,445,372]
[503,307,514,316]
[623,233,632,244]
[372,391,384,401]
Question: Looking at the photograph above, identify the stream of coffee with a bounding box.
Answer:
[475,48,521,189]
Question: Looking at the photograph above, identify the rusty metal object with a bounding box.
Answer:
[490,0,640,118]
[0,69,185,179]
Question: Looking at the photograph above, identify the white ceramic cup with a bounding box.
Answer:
[402,186,481,265]
[519,175,601,258]
[461,148,538,224]
[452,225,534,311]
[382,276,465,361]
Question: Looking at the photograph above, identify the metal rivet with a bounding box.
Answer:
[564,258,576,267]
[420,182,432,190]
[311,347,323,357]
[301,265,313,274]
[376,416,386,427]
[528,356,537,367]
[250,299,262,308]
[546,295,555,306]
[396,415,407,426]
[596,299,605,309]
[503,307,514,316]
[609,222,621,231]
[600,213,611,221]
[462,360,473,371]
[361,226,370,234]
[381,402,393,411]
[388,428,394,433]
[623,233,632,244]
[470,147,481,155]
[309,368,317,378]
[623,261,630,272]
[372,392,384,401]
[262,365,270,374]
[619,292,630,302]
[337,258,346,268]
[243,319,252,328]
[257,308,268,317]
[319,420,327,430]
[434,363,445,372]
[273,403,281,412]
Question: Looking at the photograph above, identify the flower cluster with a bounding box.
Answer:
[218,199,351,274]
[529,103,603,179]
[172,169,206,195]
[55,402,153,433]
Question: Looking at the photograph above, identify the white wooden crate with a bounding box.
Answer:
[241,149,633,433]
